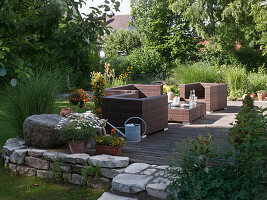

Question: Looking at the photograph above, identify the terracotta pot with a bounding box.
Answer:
[68,141,88,154]
[95,144,122,156]
[257,93,266,101]
[250,93,256,100]
[60,108,74,117]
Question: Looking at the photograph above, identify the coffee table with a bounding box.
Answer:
[168,102,206,124]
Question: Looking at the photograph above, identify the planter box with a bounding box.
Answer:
[95,145,122,156]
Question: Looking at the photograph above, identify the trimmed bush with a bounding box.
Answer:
[0,71,64,136]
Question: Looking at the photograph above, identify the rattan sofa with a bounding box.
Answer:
[102,84,168,135]
[180,83,227,112]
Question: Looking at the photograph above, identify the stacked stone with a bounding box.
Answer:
[2,138,130,187]
[3,138,174,200]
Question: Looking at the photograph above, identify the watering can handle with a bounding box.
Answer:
[124,117,147,137]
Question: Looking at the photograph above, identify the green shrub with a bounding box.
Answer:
[229,95,267,151]
[0,71,64,136]
[127,47,167,76]
[172,62,223,84]
[106,47,167,82]
[163,84,171,94]
[170,85,180,96]
[104,55,129,76]
[166,98,266,200]
[200,46,267,72]
[104,29,142,56]
[248,66,267,94]
[223,65,248,96]
[235,47,267,72]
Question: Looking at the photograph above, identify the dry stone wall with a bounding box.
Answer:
[2,138,174,200]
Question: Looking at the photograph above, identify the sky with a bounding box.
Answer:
[79,0,131,15]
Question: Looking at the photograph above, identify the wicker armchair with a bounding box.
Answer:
[103,84,168,134]
[180,83,227,112]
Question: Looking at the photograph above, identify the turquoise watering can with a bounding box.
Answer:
[106,117,147,142]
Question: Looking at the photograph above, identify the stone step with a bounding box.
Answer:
[97,192,137,200]
[112,173,153,194]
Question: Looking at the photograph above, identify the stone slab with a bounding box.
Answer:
[63,173,72,183]
[141,168,156,175]
[124,163,150,174]
[9,163,17,173]
[90,155,129,168]
[156,165,169,170]
[25,156,49,170]
[5,137,25,146]
[37,170,53,179]
[100,168,125,179]
[17,166,31,175]
[43,151,68,162]
[10,149,28,164]
[50,162,70,173]
[28,149,47,157]
[61,153,90,165]
[3,144,26,157]
[97,192,137,200]
[112,174,153,194]
[146,181,171,200]
[28,168,37,177]
[69,174,84,185]
[70,164,85,174]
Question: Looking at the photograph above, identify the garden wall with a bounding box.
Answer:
[2,137,172,200]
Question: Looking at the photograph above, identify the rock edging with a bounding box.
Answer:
[2,138,173,200]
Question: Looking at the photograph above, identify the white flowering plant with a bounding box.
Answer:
[56,112,106,143]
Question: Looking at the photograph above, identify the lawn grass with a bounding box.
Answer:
[0,168,105,200]
[55,100,93,114]
[0,100,102,200]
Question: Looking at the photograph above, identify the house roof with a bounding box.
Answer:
[106,14,132,29]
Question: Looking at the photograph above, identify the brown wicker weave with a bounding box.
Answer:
[103,84,168,135]
[168,103,206,123]
[180,83,227,112]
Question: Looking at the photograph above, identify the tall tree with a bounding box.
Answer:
[169,0,263,53]
[131,0,199,63]
[251,1,267,55]
[0,0,120,85]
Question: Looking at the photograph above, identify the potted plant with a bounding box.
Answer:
[95,128,125,156]
[56,113,104,154]
[257,90,266,101]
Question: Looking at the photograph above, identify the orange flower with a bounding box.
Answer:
[99,90,101,92]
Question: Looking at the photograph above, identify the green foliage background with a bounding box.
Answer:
[0,0,120,89]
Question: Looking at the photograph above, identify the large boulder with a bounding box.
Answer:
[23,114,64,148]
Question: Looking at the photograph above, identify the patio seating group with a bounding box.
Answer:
[103,83,227,134]
[103,84,168,135]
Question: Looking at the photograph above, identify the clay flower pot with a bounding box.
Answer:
[60,108,74,117]
[250,93,256,100]
[95,144,122,156]
[68,141,88,154]
[257,93,266,101]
